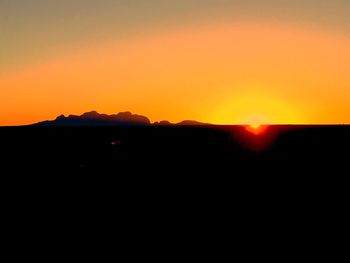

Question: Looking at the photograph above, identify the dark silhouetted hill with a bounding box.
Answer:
[35,111,209,126]
[177,120,209,126]
[154,120,173,126]
[36,111,151,126]
[153,120,209,126]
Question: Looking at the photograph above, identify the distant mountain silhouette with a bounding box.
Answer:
[154,120,173,126]
[154,120,210,126]
[35,111,209,126]
[177,120,209,126]
[36,111,151,126]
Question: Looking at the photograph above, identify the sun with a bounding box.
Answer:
[244,114,266,130]
[249,123,262,130]
[245,116,268,135]
[245,124,267,135]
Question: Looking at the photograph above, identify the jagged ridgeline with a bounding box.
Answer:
[35,111,208,126]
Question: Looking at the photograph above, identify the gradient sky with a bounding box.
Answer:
[1,0,350,125]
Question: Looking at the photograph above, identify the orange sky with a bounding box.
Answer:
[1,21,350,125]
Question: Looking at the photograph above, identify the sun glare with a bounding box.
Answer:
[250,123,261,130]
[245,124,267,135]
[244,114,266,131]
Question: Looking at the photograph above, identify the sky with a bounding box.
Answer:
[1,0,350,125]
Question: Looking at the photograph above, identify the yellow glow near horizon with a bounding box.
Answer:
[209,89,302,125]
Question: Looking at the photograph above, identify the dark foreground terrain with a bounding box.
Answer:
[1,125,349,173]
[1,124,349,192]
[1,125,349,253]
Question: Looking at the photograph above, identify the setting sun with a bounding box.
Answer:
[250,124,261,130]
[245,125,268,136]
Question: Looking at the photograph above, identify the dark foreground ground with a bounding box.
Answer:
[1,125,349,172]
[1,124,349,192]
[0,125,349,253]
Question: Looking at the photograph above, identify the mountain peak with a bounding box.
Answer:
[117,111,132,116]
[55,114,66,121]
[81,111,100,118]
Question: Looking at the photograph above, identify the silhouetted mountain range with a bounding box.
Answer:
[35,111,208,126]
